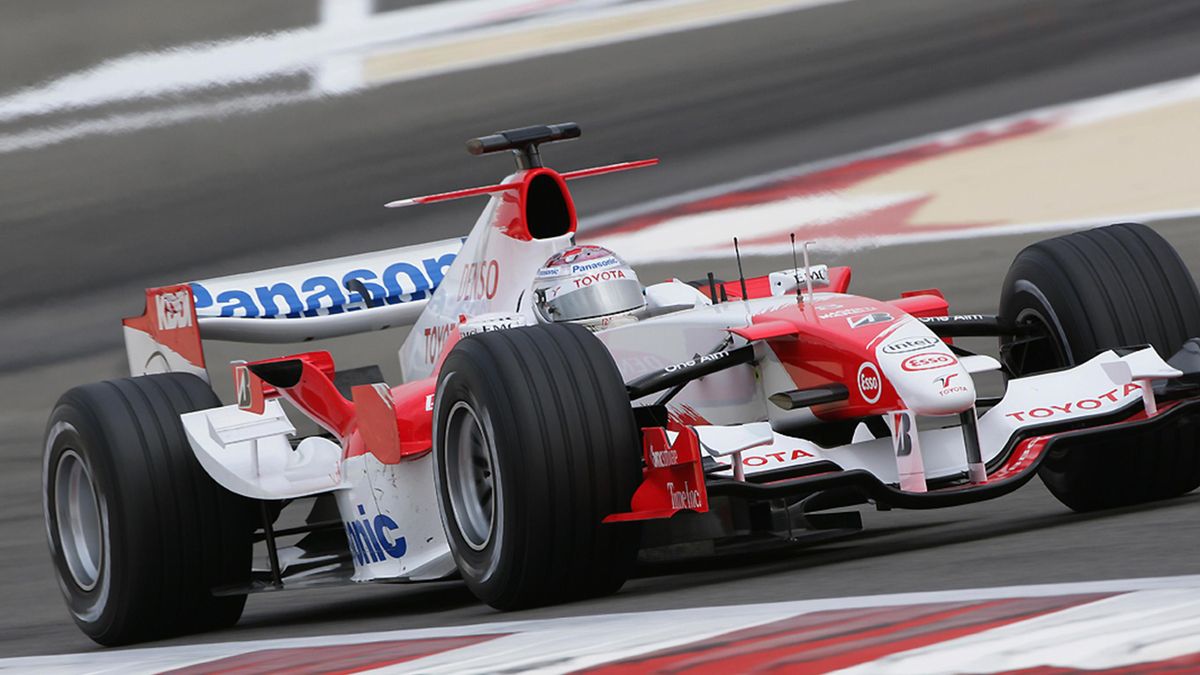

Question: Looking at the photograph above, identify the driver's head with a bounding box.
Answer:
[531,245,644,330]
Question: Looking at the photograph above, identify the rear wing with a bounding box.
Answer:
[122,238,461,379]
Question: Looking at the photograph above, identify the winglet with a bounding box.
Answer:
[384,159,658,209]
[385,181,520,208]
[728,320,797,342]
[560,158,659,180]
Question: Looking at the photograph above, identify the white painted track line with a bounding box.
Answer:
[5,575,1199,674]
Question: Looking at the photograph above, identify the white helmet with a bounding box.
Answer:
[532,245,644,330]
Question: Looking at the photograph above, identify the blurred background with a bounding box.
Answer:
[2,0,1199,657]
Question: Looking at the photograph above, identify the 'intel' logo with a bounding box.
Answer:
[881,336,941,355]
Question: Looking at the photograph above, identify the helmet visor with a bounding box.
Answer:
[538,278,644,322]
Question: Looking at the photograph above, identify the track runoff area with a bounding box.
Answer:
[1,575,1195,673]
[580,71,1200,262]
[8,71,1200,674]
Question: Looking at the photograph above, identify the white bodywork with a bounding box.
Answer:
[336,454,455,582]
[873,319,977,416]
[181,400,345,500]
[123,323,209,380]
[398,195,571,380]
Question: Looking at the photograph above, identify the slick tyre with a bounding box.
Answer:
[433,323,641,610]
[999,222,1200,511]
[43,373,253,645]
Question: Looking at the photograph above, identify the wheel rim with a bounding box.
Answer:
[443,401,497,551]
[54,450,105,591]
[1005,307,1067,376]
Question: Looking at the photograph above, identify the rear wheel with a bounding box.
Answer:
[43,373,253,645]
[433,323,641,609]
[999,222,1200,511]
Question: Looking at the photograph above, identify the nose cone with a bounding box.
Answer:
[875,323,976,416]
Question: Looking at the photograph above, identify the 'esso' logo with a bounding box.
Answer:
[901,352,958,371]
[857,362,882,404]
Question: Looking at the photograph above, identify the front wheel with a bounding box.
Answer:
[433,323,642,609]
[999,223,1200,511]
[43,373,253,645]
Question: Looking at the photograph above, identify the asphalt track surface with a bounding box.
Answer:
[2,0,1200,658]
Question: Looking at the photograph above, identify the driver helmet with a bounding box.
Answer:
[532,245,645,330]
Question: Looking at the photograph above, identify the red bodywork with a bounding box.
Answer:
[244,351,438,464]
[123,284,206,371]
[605,428,709,523]
[728,290,949,421]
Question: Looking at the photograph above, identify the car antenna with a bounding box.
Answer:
[706,271,720,304]
[733,237,749,301]
[790,233,802,305]
[802,240,817,304]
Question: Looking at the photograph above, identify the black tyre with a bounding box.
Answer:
[999,222,1200,511]
[433,323,641,609]
[43,373,253,645]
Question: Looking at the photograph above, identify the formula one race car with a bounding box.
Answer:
[43,124,1200,645]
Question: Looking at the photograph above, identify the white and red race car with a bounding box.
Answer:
[43,124,1200,645]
